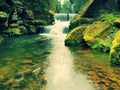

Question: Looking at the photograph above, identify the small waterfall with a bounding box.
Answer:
[55,13,76,21]
[41,13,76,34]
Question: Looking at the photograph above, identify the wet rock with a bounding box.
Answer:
[65,25,87,46]
[2,28,22,37]
[0,11,9,22]
[0,11,9,29]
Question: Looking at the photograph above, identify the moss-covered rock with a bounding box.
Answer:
[0,11,9,29]
[3,28,21,37]
[65,25,86,46]
[83,21,115,52]
[110,31,120,66]
[84,21,109,40]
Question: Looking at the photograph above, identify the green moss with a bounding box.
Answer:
[0,35,4,43]
[98,14,116,25]
[83,21,109,42]
[65,25,86,46]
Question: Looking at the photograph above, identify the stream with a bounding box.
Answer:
[0,14,120,90]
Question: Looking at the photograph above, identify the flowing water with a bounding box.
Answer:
[44,21,96,90]
[0,14,120,90]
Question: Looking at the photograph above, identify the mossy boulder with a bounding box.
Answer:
[65,25,86,46]
[0,11,9,29]
[110,31,120,66]
[83,21,115,52]
[2,28,22,37]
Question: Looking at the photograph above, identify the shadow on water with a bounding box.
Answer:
[0,35,52,89]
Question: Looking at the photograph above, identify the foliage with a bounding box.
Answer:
[61,1,71,13]
[99,14,116,24]
[92,39,112,52]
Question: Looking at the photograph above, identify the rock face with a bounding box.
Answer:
[83,0,120,18]
[0,0,55,42]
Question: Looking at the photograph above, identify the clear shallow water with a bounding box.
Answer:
[0,20,120,90]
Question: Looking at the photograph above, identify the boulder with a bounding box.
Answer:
[110,31,120,66]
[2,28,21,37]
[65,25,86,46]
[0,11,9,22]
[83,21,116,52]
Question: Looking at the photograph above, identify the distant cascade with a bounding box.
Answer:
[54,13,76,21]
[40,13,76,34]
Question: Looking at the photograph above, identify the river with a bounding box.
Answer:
[0,14,120,90]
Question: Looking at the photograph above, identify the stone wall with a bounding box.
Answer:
[0,0,55,43]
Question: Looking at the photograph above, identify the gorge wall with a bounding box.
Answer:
[0,0,55,43]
